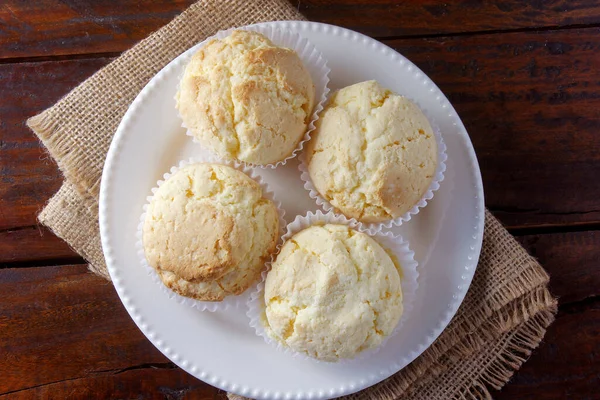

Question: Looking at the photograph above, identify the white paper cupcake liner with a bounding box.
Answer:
[176,24,330,169]
[299,99,448,233]
[136,154,286,312]
[247,210,419,363]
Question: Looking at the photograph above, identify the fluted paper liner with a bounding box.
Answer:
[247,210,419,363]
[136,155,286,312]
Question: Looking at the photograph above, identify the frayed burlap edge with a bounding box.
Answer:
[38,181,109,280]
[400,288,556,400]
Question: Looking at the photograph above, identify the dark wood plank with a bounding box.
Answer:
[0,58,111,231]
[517,231,600,305]
[494,301,600,400]
[0,225,80,265]
[301,0,600,38]
[385,27,600,229]
[2,1,600,60]
[0,0,195,60]
[0,368,221,400]
[0,265,177,394]
[0,145,61,231]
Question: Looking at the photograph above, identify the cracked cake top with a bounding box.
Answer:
[264,223,403,361]
[176,30,315,165]
[143,162,279,301]
[306,80,437,223]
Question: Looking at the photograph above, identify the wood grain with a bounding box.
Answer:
[0,368,222,400]
[386,28,600,228]
[0,0,195,60]
[0,58,111,231]
[1,1,598,399]
[300,0,600,38]
[2,1,600,60]
[0,265,171,394]
[518,230,600,305]
[494,301,600,400]
[0,225,80,265]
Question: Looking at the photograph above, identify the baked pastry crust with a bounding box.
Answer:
[307,80,437,223]
[177,30,315,165]
[143,163,279,301]
[264,224,403,361]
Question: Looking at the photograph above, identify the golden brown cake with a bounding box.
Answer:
[177,30,315,165]
[143,163,279,301]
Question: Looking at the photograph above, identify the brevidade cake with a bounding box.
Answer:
[176,30,315,165]
[306,80,437,223]
[263,224,403,361]
[143,163,279,301]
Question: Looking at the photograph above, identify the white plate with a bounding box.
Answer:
[99,21,484,400]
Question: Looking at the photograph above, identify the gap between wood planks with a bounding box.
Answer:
[0,257,86,269]
[508,221,600,236]
[368,21,600,41]
[0,362,180,398]
[0,52,121,66]
[559,294,600,315]
[0,21,599,66]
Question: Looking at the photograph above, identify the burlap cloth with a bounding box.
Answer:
[27,1,557,398]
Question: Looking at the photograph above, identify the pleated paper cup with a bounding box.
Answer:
[136,155,286,312]
[247,210,419,363]
[176,23,330,169]
[299,99,447,233]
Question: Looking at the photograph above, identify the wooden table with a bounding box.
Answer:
[1,1,599,398]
